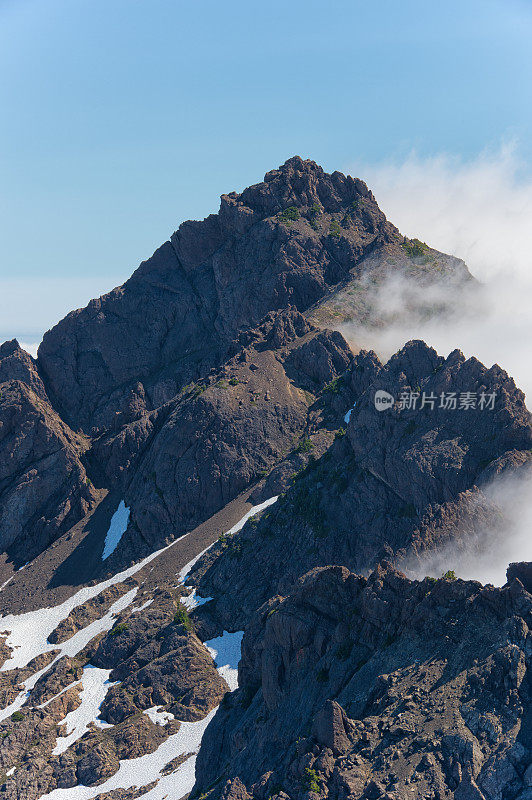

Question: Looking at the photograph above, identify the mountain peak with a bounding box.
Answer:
[235,155,372,218]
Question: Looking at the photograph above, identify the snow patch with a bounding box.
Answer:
[344,401,356,423]
[38,628,244,799]
[144,706,175,726]
[102,501,130,561]
[0,589,137,724]
[129,598,154,615]
[0,587,138,676]
[41,710,216,800]
[0,575,14,592]
[53,666,117,755]
[181,590,213,611]
[0,659,57,723]
[205,630,244,692]
[0,543,179,673]
[178,495,279,583]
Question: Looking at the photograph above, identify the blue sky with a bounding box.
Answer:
[1,0,531,342]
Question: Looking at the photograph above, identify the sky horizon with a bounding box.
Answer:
[1,0,532,347]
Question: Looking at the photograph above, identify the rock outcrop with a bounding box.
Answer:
[121,310,353,550]
[193,562,532,800]
[0,341,97,561]
[508,562,532,594]
[188,341,532,636]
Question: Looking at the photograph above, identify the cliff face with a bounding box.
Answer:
[0,341,97,559]
[194,563,532,800]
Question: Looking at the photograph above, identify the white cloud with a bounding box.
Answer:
[344,145,532,584]
[401,468,532,587]
[344,144,532,400]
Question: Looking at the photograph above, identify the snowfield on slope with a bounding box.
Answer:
[39,629,244,800]
[53,666,116,754]
[1,497,277,799]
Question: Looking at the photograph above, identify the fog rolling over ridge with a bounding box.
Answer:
[338,147,532,585]
[349,146,532,399]
[401,468,532,586]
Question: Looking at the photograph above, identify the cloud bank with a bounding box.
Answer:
[345,145,532,585]
[401,468,532,587]
[349,144,532,399]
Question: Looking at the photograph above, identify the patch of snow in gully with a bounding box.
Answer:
[102,501,130,560]
[38,630,245,798]
[40,710,217,800]
[129,598,154,615]
[181,590,213,611]
[0,659,62,723]
[0,588,138,674]
[179,495,279,583]
[344,401,356,424]
[0,589,137,724]
[0,537,182,673]
[38,681,78,709]
[205,630,244,691]
[53,666,117,754]
[39,630,244,800]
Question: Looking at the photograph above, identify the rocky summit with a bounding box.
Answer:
[0,158,530,800]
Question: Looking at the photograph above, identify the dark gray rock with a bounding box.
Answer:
[36,157,404,435]
[507,562,532,593]
[193,563,532,800]
[0,343,97,559]
[189,341,532,637]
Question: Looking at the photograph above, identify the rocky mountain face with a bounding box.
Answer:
[93,309,354,554]
[35,156,470,440]
[188,340,532,637]
[37,156,401,436]
[0,158,472,566]
[194,563,532,800]
[0,158,529,800]
[0,340,97,559]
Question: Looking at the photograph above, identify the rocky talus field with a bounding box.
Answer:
[0,158,530,800]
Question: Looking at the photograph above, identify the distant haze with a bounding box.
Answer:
[0,276,125,355]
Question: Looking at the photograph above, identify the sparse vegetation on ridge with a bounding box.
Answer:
[277,206,300,223]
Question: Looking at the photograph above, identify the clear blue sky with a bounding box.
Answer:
[1,0,531,341]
